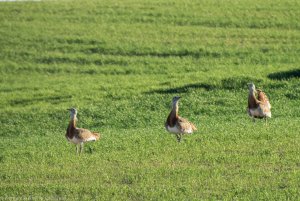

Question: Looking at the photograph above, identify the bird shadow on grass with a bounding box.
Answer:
[145,83,216,94]
[146,76,264,95]
[86,146,95,154]
[220,76,263,90]
[268,69,300,80]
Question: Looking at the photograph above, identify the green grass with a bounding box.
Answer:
[1,0,300,200]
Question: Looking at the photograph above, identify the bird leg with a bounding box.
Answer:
[176,134,182,142]
[76,144,79,154]
[265,116,268,125]
[80,143,84,154]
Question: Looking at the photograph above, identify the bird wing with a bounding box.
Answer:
[255,89,272,117]
[257,90,271,109]
[75,128,99,141]
[177,116,197,133]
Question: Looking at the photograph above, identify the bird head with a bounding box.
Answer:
[67,108,77,118]
[172,96,181,105]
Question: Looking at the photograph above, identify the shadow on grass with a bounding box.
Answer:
[37,57,128,67]
[268,69,300,80]
[10,95,72,106]
[285,93,300,100]
[221,76,263,90]
[147,76,264,94]
[0,87,32,93]
[146,83,216,94]
[85,47,222,59]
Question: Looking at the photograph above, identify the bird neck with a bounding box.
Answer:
[172,102,179,118]
[166,102,178,127]
[69,114,77,129]
[249,89,255,96]
[248,90,260,107]
[66,114,77,139]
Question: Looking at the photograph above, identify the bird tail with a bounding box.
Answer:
[93,132,101,140]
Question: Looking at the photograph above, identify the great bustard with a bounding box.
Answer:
[247,83,271,123]
[66,108,100,154]
[165,96,197,142]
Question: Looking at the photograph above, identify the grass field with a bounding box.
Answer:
[1,0,300,200]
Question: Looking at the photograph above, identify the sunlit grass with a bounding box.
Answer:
[0,0,300,200]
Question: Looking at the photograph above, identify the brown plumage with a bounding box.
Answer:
[66,108,100,154]
[247,83,271,123]
[165,96,197,142]
[257,89,271,107]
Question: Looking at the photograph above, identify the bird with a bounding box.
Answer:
[165,96,197,142]
[66,108,100,154]
[247,83,271,123]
